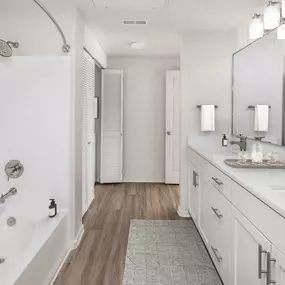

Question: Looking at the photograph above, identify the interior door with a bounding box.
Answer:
[165,70,180,184]
[82,50,96,216]
[100,70,123,183]
[232,207,271,285]
[271,245,285,285]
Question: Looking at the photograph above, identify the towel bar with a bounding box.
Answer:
[197,105,218,109]
[248,105,271,109]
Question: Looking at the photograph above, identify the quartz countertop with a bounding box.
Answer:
[188,136,285,218]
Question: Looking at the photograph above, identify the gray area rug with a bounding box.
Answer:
[123,220,222,285]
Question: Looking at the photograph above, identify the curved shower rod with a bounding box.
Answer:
[33,0,71,53]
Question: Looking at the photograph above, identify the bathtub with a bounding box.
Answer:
[0,209,69,285]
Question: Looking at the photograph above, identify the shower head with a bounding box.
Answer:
[0,40,19,57]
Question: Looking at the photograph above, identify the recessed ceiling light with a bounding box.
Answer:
[130,42,146,49]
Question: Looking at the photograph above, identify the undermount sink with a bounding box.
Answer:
[224,159,285,169]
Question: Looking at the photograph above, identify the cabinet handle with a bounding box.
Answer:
[258,244,268,279]
[193,171,199,187]
[211,207,223,219]
[266,252,276,285]
[211,246,223,262]
[211,177,223,186]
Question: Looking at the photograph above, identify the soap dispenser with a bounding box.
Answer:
[49,199,57,218]
[222,134,228,147]
[251,142,263,164]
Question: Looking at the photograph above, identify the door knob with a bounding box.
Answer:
[88,142,91,145]
[167,131,171,136]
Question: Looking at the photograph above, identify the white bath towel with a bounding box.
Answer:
[254,105,269,132]
[201,105,215,131]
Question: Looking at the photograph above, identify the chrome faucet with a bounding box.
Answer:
[230,135,247,151]
[0,187,17,204]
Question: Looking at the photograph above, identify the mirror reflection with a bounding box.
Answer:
[232,29,285,146]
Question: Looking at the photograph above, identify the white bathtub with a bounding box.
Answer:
[0,209,68,285]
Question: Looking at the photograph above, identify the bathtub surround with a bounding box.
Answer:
[179,31,237,216]
[107,56,180,183]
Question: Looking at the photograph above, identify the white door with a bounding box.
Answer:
[188,161,200,223]
[165,70,180,184]
[100,70,123,183]
[232,207,271,285]
[271,245,285,285]
[82,50,96,216]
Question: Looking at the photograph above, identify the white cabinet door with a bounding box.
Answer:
[232,207,271,285]
[271,245,285,285]
[101,70,124,183]
[188,161,200,223]
[165,70,180,184]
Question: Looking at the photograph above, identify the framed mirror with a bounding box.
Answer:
[232,28,285,146]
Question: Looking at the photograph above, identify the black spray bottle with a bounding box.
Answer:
[49,199,57,218]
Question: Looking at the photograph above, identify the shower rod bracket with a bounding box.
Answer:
[33,0,71,53]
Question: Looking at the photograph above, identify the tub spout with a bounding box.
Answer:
[0,187,17,204]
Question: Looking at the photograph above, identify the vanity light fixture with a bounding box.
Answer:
[282,0,285,17]
[264,1,281,30]
[249,14,264,39]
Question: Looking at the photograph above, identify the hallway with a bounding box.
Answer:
[54,183,186,285]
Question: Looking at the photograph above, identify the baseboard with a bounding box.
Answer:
[47,248,72,285]
[71,224,85,250]
[47,225,85,285]
[177,206,190,218]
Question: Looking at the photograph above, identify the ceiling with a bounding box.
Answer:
[78,0,269,56]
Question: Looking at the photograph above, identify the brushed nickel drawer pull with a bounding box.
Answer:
[211,207,223,219]
[211,177,223,186]
[258,244,268,279]
[211,246,223,262]
[267,252,276,285]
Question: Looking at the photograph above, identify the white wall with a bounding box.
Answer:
[179,31,236,213]
[108,56,180,182]
[0,57,71,219]
[0,1,107,241]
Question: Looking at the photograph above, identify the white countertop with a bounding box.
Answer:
[188,136,285,218]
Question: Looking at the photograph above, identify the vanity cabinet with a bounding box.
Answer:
[187,146,285,285]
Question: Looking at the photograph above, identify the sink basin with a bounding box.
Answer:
[224,159,285,169]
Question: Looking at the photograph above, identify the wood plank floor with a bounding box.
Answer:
[54,183,188,285]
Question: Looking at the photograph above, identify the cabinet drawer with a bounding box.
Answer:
[207,163,232,200]
[200,180,231,284]
[232,182,285,255]
[209,237,231,285]
[199,179,231,248]
[207,179,231,246]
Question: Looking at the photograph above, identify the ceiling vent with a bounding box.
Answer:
[92,0,168,10]
[122,20,148,26]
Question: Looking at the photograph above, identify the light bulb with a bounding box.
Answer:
[264,1,281,30]
[249,14,264,39]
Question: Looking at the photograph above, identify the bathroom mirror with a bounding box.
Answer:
[232,28,285,146]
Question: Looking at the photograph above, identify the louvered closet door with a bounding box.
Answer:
[82,50,96,216]
[101,70,123,183]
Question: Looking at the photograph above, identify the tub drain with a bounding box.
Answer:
[0,258,5,264]
[7,217,16,227]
